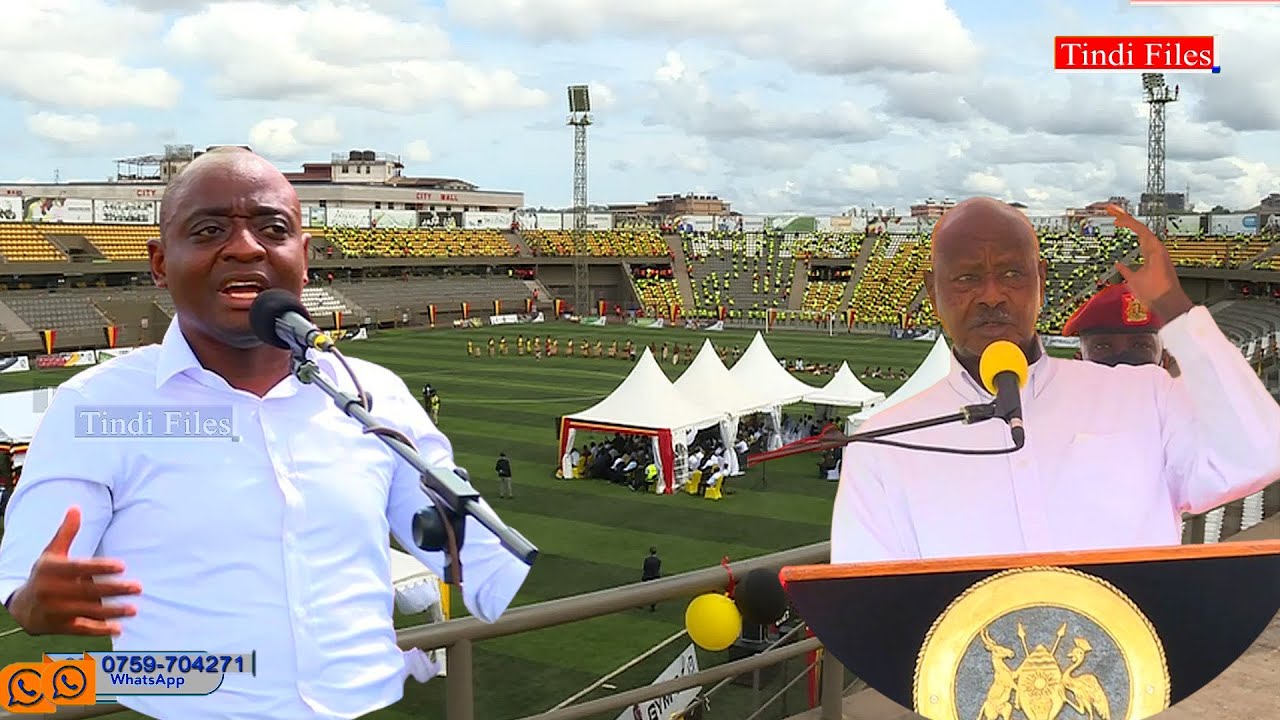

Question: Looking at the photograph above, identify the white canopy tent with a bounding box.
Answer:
[390,549,448,675]
[802,362,885,410]
[847,334,952,432]
[0,388,52,444]
[0,388,55,476]
[559,348,725,493]
[727,332,818,450]
[672,340,769,476]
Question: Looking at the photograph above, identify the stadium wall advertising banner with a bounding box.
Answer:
[0,357,30,374]
[303,205,326,227]
[464,211,514,229]
[585,213,614,230]
[23,197,93,223]
[327,207,371,228]
[0,196,21,222]
[1209,213,1259,235]
[35,351,98,369]
[534,212,563,230]
[420,211,464,228]
[1167,215,1202,236]
[676,215,715,232]
[371,209,417,228]
[1082,216,1115,236]
[96,347,137,360]
[94,200,156,224]
[1029,216,1068,233]
[740,215,767,232]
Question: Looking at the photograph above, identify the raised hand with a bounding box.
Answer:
[1105,205,1193,320]
[8,506,140,636]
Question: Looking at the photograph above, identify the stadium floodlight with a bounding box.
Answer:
[1142,73,1164,94]
[568,85,591,114]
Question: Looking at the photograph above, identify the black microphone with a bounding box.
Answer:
[978,340,1029,448]
[249,288,335,354]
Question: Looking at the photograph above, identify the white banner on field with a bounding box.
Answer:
[615,644,701,720]
[0,356,30,374]
[489,314,521,325]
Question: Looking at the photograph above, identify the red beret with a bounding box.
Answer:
[1062,283,1164,336]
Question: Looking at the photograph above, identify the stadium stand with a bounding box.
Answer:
[522,229,669,257]
[800,266,852,315]
[782,233,862,259]
[631,266,680,313]
[26,223,155,260]
[2,291,111,332]
[320,228,517,258]
[847,235,929,325]
[0,225,68,262]
[1165,235,1273,269]
[683,231,794,316]
[329,274,531,317]
[301,285,354,318]
[1037,230,1139,333]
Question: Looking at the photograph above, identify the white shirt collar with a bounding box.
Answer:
[945,335,1057,402]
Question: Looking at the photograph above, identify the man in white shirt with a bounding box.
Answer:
[0,148,531,719]
[832,199,1280,563]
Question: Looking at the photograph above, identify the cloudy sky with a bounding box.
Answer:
[1,0,1277,215]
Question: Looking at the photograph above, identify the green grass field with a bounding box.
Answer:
[0,323,1073,719]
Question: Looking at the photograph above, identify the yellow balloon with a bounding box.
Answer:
[685,593,742,651]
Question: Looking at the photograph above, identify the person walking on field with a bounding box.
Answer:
[495,452,514,499]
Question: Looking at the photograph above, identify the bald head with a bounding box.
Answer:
[159,148,297,240]
[931,197,1038,256]
[923,196,1047,360]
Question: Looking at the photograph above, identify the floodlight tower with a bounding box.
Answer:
[567,85,593,315]
[1142,73,1179,240]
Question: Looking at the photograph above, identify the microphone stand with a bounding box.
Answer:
[291,353,538,585]
[747,400,1019,467]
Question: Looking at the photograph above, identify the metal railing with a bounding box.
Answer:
[19,544,838,720]
[14,482,1280,720]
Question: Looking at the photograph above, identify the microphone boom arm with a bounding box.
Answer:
[292,356,539,580]
[746,400,1015,467]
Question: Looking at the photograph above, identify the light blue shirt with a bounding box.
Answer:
[0,317,530,718]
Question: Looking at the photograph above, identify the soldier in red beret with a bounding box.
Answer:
[1062,283,1179,375]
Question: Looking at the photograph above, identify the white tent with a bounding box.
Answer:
[728,332,817,449]
[802,362,886,410]
[847,334,952,431]
[559,348,724,493]
[672,340,764,476]
[0,388,53,443]
[390,548,448,675]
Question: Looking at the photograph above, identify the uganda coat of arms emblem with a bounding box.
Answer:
[913,567,1171,720]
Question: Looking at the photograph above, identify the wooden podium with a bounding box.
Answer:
[781,541,1280,720]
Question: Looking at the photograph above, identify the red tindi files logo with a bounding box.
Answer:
[1054,36,1219,73]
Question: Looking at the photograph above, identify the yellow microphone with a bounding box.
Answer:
[978,340,1029,447]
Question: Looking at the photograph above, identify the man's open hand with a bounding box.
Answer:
[1106,205,1193,320]
[8,506,140,636]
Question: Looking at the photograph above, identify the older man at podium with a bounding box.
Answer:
[832,199,1280,563]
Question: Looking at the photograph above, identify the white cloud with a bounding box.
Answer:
[447,0,980,76]
[26,112,137,148]
[165,0,547,113]
[1162,6,1280,132]
[247,116,342,159]
[405,140,433,163]
[589,82,617,110]
[0,1,180,109]
[836,164,896,194]
[649,51,884,142]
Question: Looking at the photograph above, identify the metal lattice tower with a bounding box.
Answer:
[1142,73,1179,240]
[567,85,593,315]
